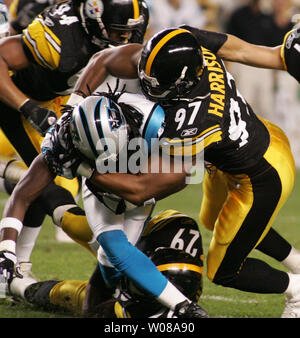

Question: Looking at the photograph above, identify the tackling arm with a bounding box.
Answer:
[218,34,284,70]
[70,43,142,100]
[0,35,30,109]
[0,35,57,135]
[89,154,188,205]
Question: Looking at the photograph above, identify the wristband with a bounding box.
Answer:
[143,197,156,206]
[0,240,16,253]
[0,156,16,178]
[17,98,30,112]
[67,93,85,105]
[76,162,94,179]
[0,217,23,235]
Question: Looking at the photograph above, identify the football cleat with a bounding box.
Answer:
[9,262,39,299]
[281,273,300,318]
[24,280,60,310]
[174,300,209,318]
[281,296,300,318]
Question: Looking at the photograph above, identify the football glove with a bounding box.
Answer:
[42,110,94,179]
[0,250,18,284]
[0,2,9,39]
[19,99,57,136]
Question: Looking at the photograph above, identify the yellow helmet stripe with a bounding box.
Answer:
[157,263,203,274]
[132,0,140,19]
[145,29,188,76]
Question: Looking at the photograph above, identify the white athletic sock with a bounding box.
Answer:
[284,273,300,300]
[156,281,190,310]
[16,226,42,262]
[282,247,300,274]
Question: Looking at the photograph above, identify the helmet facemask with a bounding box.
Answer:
[78,0,147,48]
[139,64,200,101]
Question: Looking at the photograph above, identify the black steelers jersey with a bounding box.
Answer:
[11,0,99,101]
[161,45,270,175]
[281,28,300,83]
[138,209,203,264]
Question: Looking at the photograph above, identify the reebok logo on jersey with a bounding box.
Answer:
[181,128,198,137]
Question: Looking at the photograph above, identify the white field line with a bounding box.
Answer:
[202,295,265,304]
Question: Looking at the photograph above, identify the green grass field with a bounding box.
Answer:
[0,171,300,318]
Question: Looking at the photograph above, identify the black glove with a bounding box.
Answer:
[0,250,18,284]
[19,99,57,136]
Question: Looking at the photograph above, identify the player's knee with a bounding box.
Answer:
[206,264,238,287]
[97,230,132,269]
[199,210,215,231]
[61,207,93,242]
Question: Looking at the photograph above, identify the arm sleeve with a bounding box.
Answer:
[180,25,228,53]
[280,28,300,83]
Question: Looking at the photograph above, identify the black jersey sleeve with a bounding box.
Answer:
[281,28,300,83]
[11,0,51,34]
[180,25,228,53]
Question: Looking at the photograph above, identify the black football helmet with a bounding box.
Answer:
[138,28,205,101]
[115,247,203,318]
[76,0,148,47]
[151,248,203,302]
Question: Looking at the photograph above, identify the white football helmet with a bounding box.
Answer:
[70,95,128,162]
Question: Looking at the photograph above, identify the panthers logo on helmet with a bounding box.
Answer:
[70,95,128,162]
[106,102,125,130]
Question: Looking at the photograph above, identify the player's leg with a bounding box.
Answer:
[199,167,228,231]
[204,120,300,317]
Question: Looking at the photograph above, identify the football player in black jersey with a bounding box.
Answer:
[0,0,149,283]
[9,210,205,318]
[65,27,300,318]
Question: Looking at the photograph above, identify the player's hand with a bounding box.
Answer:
[19,99,57,136]
[0,250,18,284]
[59,157,84,179]
[0,2,9,39]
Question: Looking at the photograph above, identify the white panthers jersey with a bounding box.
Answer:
[41,93,165,214]
[85,93,165,214]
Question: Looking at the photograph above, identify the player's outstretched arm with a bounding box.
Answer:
[0,154,54,242]
[0,154,54,283]
[218,34,284,70]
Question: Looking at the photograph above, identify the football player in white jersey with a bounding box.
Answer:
[0,90,208,318]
